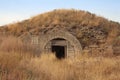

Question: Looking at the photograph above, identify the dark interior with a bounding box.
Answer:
[52,46,65,59]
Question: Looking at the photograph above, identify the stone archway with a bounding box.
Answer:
[39,30,82,58]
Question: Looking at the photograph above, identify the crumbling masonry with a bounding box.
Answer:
[21,28,114,58]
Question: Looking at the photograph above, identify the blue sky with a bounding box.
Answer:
[0,0,120,26]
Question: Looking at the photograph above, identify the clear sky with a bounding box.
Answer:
[0,0,120,26]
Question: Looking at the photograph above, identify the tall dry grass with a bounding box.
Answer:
[0,36,120,80]
[0,52,120,80]
[0,35,39,56]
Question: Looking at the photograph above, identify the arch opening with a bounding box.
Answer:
[40,30,82,58]
[52,45,66,59]
[50,38,67,59]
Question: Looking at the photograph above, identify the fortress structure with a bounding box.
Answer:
[22,29,82,58]
[21,28,113,59]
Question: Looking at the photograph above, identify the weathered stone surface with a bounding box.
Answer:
[23,29,82,58]
[20,26,115,58]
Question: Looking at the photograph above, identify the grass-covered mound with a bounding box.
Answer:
[0,9,120,47]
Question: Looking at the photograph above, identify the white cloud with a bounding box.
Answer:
[0,13,31,26]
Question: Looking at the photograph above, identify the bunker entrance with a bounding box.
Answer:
[52,46,65,59]
[50,38,67,59]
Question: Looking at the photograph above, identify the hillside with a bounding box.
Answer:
[0,9,120,47]
[0,9,120,80]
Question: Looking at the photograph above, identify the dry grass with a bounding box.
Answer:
[0,36,39,55]
[0,52,120,80]
[0,36,120,80]
[0,9,120,36]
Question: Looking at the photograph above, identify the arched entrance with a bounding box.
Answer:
[51,38,67,59]
[39,30,82,58]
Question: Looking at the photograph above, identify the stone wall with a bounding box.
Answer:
[83,44,113,56]
[20,28,114,58]
[21,29,83,58]
[38,30,82,58]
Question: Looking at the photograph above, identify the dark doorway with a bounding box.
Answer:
[52,46,65,59]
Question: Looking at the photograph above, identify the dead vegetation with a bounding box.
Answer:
[0,36,120,80]
[0,9,119,36]
[0,50,120,80]
[0,35,39,55]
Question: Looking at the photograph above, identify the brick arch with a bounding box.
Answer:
[39,30,82,57]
